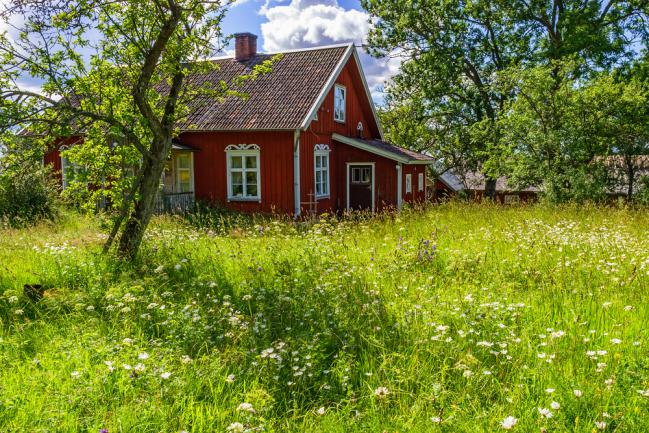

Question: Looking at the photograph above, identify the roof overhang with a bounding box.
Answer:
[300,45,385,140]
[171,139,199,152]
[332,133,433,165]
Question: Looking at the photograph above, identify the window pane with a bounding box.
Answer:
[232,184,243,196]
[231,171,243,186]
[322,155,328,169]
[315,170,321,184]
[177,154,190,169]
[247,183,258,197]
[315,155,321,169]
[316,182,322,196]
[246,170,257,184]
[231,156,242,168]
[245,155,257,169]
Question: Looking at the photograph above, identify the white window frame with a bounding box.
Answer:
[314,144,330,199]
[175,152,194,193]
[418,172,424,192]
[405,173,412,194]
[334,84,346,123]
[61,155,71,189]
[225,144,261,202]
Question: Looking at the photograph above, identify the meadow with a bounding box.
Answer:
[0,204,648,432]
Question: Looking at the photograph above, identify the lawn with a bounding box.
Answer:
[0,204,648,432]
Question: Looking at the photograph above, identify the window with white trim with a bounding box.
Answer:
[226,145,260,201]
[405,173,412,194]
[334,84,346,123]
[61,154,86,190]
[176,153,192,193]
[314,144,330,198]
[418,173,424,192]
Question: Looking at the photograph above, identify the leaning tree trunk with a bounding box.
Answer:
[117,141,170,259]
[484,177,497,201]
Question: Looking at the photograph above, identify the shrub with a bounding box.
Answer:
[0,161,59,227]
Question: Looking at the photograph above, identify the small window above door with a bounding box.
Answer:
[351,166,371,184]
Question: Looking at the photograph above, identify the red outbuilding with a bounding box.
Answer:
[45,33,434,215]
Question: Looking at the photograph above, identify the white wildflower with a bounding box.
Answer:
[374,386,389,399]
[501,416,518,430]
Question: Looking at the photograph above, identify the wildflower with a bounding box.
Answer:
[100,429,109,433]
[174,264,182,271]
[463,370,473,378]
[610,338,621,345]
[14,309,24,315]
[138,352,149,360]
[374,386,389,399]
[122,338,134,345]
[316,407,326,415]
[71,371,81,379]
[134,363,145,372]
[550,401,560,410]
[237,402,256,413]
[637,390,649,397]
[181,355,192,364]
[537,407,553,418]
[604,378,614,388]
[154,265,164,273]
[431,416,442,423]
[8,296,18,304]
[225,374,235,383]
[545,388,555,394]
[105,361,114,372]
[573,389,583,398]
[160,372,172,380]
[226,422,245,432]
[501,416,518,430]
[595,421,607,430]
[86,305,95,311]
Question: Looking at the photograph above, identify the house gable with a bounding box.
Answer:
[301,47,383,140]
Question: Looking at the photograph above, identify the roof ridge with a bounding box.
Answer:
[203,42,353,62]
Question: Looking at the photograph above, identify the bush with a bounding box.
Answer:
[0,162,59,227]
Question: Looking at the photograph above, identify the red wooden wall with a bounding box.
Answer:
[179,130,295,213]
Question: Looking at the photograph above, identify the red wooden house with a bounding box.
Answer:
[45,33,433,215]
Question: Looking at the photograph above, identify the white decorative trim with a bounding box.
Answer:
[314,144,331,152]
[225,144,260,151]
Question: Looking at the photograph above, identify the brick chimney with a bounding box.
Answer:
[234,32,257,61]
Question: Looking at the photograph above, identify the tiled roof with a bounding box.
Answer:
[332,134,434,164]
[178,45,349,131]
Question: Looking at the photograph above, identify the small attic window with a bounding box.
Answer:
[334,84,346,123]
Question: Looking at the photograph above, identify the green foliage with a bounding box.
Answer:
[0,138,59,227]
[366,0,648,199]
[1,205,649,431]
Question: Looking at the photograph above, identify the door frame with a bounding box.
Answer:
[346,162,375,212]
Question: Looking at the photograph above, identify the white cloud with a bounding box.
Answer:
[259,0,398,103]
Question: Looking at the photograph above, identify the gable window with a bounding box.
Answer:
[225,144,261,201]
[334,84,346,123]
[314,144,330,198]
[351,167,371,184]
[418,173,424,192]
[405,173,412,194]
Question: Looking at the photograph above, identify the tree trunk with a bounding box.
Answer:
[626,158,635,202]
[485,177,497,201]
[117,145,169,259]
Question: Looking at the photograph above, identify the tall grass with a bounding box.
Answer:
[0,203,647,432]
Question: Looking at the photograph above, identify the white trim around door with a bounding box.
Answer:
[346,162,375,212]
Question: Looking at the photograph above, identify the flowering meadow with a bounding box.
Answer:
[1,204,648,432]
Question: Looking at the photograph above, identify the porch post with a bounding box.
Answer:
[293,130,301,216]
[396,163,402,210]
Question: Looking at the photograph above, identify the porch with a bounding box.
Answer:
[155,141,197,214]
